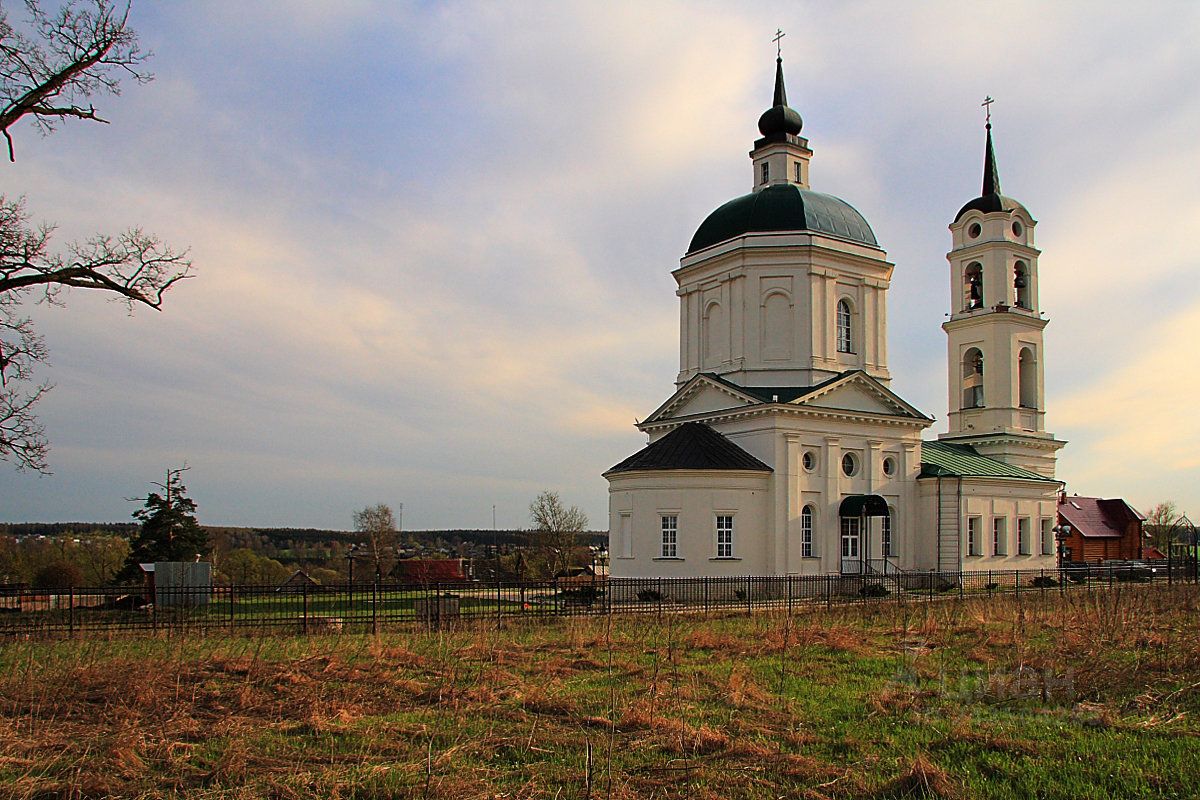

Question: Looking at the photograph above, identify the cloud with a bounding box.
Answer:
[2,2,1198,528]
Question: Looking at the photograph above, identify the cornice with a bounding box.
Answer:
[639,403,933,434]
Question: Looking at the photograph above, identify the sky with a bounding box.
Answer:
[2,1,1198,531]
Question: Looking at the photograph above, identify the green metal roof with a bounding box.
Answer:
[688,184,878,254]
[919,440,1057,482]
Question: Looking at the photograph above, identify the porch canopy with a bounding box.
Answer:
[839,494,889,517]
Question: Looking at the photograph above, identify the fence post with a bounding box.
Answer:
[987,570,992,598]
[959,570,964,600]
[372,580,379,635]
[496,576,502,629]
[928,570,934,601]
[302,580,309,635]
[229,584,235,631]
[787,576,794,616]
[68,586,75,638]
[746,575,752,616]
[704,577,710,617]
[1015,570,1020,597]
[1108,565,1114,589]
[825,574,832,610]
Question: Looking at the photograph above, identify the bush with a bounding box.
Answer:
[859,583,889,598]
[1031,576,1058,588]
[636,588,664,602]
[936,580,960,593]
[561,585,600,606]
[734,589,747,601]
[33,561,84,590]
[985,582,1000,592]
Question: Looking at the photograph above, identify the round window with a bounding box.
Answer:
[802,451,816,472]
[1012,221,1023,237]
[841,453,858,477]
[883,456,896,477]
[968,222,982,239]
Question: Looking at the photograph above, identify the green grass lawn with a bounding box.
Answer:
[1,584,1198,798]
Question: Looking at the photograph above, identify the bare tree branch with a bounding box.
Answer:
[1,0,149,161]
[0,4,187,474]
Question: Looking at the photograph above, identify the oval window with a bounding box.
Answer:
[883,456,896,477]
[968,223,982,239]
[1012,221,1023,237]
[841,453,858,477]
[802,451,816,472]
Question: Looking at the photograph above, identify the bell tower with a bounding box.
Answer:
[939,109,1065,477]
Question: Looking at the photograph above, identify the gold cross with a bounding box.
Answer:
[773,29,785,59]
[982,95,994,125]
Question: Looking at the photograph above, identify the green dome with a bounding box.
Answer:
[688,183,878,254]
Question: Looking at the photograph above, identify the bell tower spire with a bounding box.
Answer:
[940,103,1065,478]
[750,33,811,192]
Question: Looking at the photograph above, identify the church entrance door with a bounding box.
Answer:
[840,517,861,574]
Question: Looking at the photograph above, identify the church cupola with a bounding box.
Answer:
[941,102,1064,478]
[750,52,812,191]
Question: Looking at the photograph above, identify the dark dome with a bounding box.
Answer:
[758,104,803,137]
[954,192,1029,223]
[688,184,878,253]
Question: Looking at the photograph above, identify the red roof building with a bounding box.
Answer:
[390,558,468,584]
[1057,495,1145,564]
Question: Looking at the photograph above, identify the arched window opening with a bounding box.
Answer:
[965,263,983,311]
[1019,347,1037,409]
[962,348,985,409]
[836,299,853,353]
[1014,262,1030,309]
[800,505,814,558]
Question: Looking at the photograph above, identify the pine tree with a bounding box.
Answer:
[116,467,208,583]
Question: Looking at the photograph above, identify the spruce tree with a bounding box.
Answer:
[116,468,208,583]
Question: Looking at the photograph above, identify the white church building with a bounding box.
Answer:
[605,57,1066,578]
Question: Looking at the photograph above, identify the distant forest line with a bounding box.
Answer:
[0,523,607,548]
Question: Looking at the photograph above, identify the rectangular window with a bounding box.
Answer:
[794,161,802,183]
[1040,518,1054,555]
[993,517,1007,556]
[760,162,770,184]
[660,515,678,558]
[881,511,894,557]
[967,516,981,556]
[801,509,813,558]
[1017,517,1031,554]
[715,515,733,558]
[618,513,632,559]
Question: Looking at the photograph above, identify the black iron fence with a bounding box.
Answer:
[1,561,1195,638]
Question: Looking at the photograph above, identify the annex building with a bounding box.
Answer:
[605,57,1069,578]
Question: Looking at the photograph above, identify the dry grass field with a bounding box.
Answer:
[2,584,1198,799]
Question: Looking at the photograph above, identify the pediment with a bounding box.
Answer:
[644,375,758,424]
[795,372,928,419]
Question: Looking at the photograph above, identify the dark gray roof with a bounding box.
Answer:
[689,184,878,253]
[606,422,772,475]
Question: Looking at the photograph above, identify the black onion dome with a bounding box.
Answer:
[688,184,878,253]
[757,57,803,137]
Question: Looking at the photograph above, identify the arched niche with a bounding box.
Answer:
[761,290,793,361]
